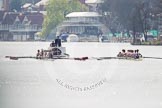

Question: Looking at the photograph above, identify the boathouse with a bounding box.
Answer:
[0,12,44,41]
[57,12,102,36]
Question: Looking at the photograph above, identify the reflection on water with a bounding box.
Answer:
[0,42,162,108]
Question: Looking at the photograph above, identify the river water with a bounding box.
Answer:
[0,42,162,108]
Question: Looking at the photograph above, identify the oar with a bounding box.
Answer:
[5,56,37,60]
[100,57,118,59]
[5,56,19,60]
[6,55,162,61]
[93,57,143,60]
[5,56,89,61]
[91,57,103,60]
[63,53,70,57]
[54,57,89,61]
[94,57,118,60]
[143,56,162,59]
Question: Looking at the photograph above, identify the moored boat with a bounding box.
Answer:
[67,34,79,42]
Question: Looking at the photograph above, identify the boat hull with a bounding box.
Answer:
[43,47,69,59]
[117,57,143,61]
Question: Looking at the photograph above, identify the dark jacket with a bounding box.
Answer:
[55,39,61,47]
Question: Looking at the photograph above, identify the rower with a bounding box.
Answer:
[50,41,55,47]
[121,49,126,56]
[133,49,141,59]
[40,49,44,58]
[137,49,142,57]
[133,50,137,58]
[127,50,134,57]
[135,49,143,58]
[48,51,53,58]
[117,52,122,57]
[36,50,41,59]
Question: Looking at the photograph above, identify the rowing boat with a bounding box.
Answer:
[6,56,89,61]
[116,56,143,61]
[35,46,70,59]
[96,56,143,61]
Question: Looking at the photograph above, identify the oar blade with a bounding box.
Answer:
[143,57,162,59]
[10,57,19,60]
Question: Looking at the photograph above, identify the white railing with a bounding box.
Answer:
[9,25,42,32]
[0,24,42,32]
[0,25,9,30]
[63,20,100,23]
[61,22,102,27]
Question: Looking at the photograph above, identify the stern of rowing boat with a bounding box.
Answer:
[48,47,69,58]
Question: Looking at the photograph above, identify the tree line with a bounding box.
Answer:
[42,0,87,38]
[100,0,162,42]
[9,0,162,42]
[10,0,41,11]
[8,0,87,38]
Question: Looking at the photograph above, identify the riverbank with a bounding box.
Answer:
[131,40,162,46]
